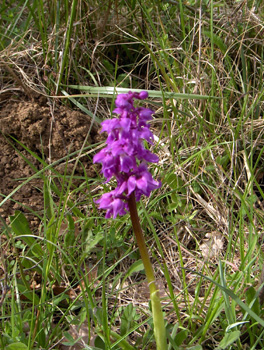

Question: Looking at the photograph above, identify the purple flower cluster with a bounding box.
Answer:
[93,91,161,218]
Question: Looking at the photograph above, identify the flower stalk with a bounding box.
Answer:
[128,192,167,350]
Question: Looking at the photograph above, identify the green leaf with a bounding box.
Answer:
[216,330,241,349]
[17,282,40,303]
[168,202,179,212]
[171,192,179,203]
[122,260,144,284]
[205,165,215,172]
[192,181,201,194]
[6,342,28,350]
[10,210,31,235]
[62,331,82,346]
[245,286,260,316]
[226,321,249,332]
[9,211,43,258]
[65,85,215,100]
[64,215,77,249]
[203,30,227,54]
[241,194,258,217]
[94,335,106,349]
[247,194,258,206]
[120,304,137,336]
[43,178,54,220]
[84,230,104,255]
[116,73,130,88]
[149,211,164,221]
[165,173,177,188]
[175,329,188,346]
[216,154,230,167]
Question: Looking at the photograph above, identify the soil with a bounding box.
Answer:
[0,93,102,227]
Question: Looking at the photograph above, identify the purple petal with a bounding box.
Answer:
[120,155,135,173]
[101,119,120,133]
[137,148,159,163]
[135,175,148,194]
[113,108,129,118]
[139,108,153,120]
[115,94,132,109]
[111,198,127,218]
[96,192,114,208]
[138,91,148,100]
[96,191,128,218]
[116,181,128,195]
[138,127,153,142]
[120,118,131,132]
[93,149,107,163]
[127,176,136,195]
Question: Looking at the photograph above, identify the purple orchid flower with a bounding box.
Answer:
[93,91,161,218]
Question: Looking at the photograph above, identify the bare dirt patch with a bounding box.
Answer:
[0,94,102,225]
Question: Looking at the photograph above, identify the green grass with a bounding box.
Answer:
[1,0,264,349]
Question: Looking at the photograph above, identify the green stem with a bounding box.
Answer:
[128,192,167,350]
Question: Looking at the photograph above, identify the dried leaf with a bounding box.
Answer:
[200,231,224,259]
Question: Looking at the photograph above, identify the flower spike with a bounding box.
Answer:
[93,91,161,217]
